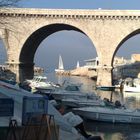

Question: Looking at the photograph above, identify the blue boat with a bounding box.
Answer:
[96,86,116,91]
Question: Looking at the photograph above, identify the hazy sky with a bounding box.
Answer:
[1,0,140,72]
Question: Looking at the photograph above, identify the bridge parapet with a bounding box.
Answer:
[0,8,140,85]
[1,8,140,20]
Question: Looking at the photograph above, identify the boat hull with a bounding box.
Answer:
[62,98,105,108]
[123,85,140,92]
[74,107,140,124]
[96,86,115,91]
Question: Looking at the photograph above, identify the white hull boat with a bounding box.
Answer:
[123,78,140,93]
[42,81,98,101]
[123,84,140,93]
[25,75,57,92]
[61,97,105,108]
[52,91,98,101]
[73,106,140,124]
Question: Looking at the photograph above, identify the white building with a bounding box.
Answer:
[84,57,99,69]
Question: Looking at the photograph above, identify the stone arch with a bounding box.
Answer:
[19,23,97,81]
[112,28,140,66]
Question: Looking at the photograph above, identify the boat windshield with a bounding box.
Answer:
[33,76,47,82]
[65,85,80,91]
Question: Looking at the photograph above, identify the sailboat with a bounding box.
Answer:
[55,55,64,73]
[76,61,80,68]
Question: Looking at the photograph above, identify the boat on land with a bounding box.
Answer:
[96,86,116,91]
[0,80,85,138]
[0,79,48,126]
[73,104,140,124]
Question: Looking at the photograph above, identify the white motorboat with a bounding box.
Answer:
[25,75,57,92]
[123,85,140,93]
[123,78,140,92]
[61,97,105,108]
[52,91,98,101]
[73,106,140,124]
[50,81,98,101]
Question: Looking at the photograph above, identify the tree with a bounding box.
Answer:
[0,0,21,7]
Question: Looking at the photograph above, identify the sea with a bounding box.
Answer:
[46,72,140,140]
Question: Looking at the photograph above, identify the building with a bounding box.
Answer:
[113,54,140,80]
[84,57,99,69]
[84,55,140,80]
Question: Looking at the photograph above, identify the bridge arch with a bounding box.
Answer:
[112,28,140,66]
[19,23,97,81]
[111,28,140,82]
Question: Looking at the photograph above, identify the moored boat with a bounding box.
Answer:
[123,78,140,92]
[96,86,116,91]
[50,82,98,101]
[61,96,105,108]
[73,106,140,124]
[25,75,58,92]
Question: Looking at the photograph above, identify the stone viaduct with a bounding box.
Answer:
[0,8,140,86]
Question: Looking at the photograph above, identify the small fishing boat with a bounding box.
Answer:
[96,86,116,91]
[73,105,140,124]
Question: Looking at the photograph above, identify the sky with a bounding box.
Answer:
[1,0,140,72]
[19,0,140,10]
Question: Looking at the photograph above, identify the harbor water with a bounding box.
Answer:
[46,73,140,140]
